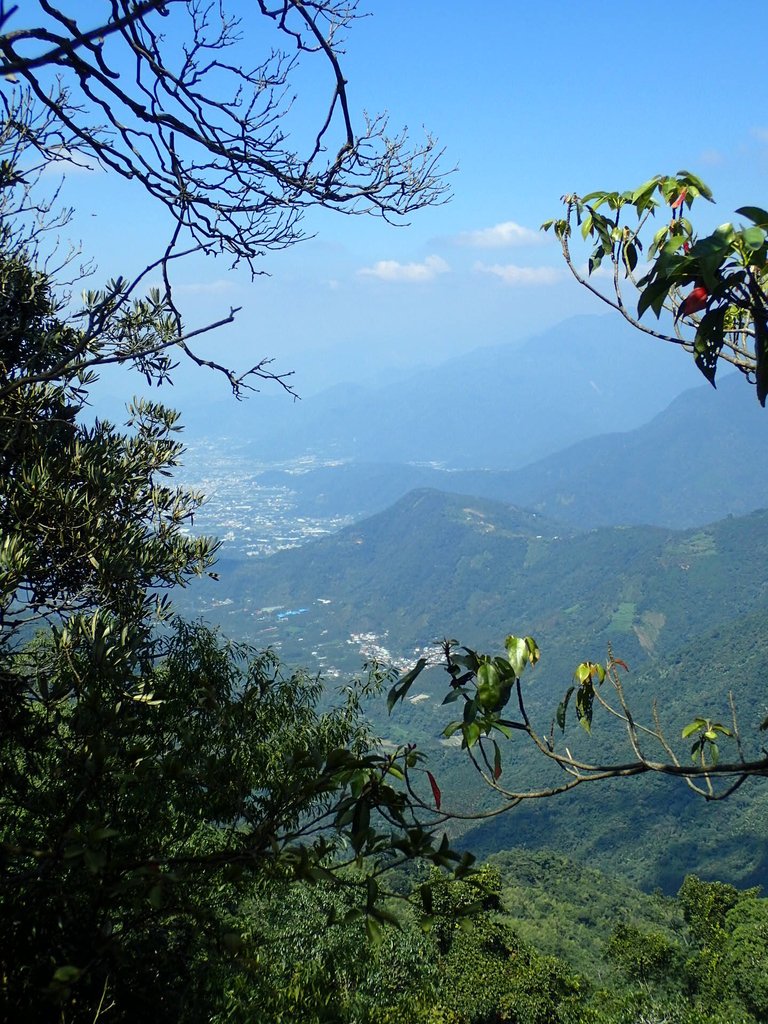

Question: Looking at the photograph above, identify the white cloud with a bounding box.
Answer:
[41,149,102,176]
[474,262,564,286]
[751,127,768,144]
[698,148,725,166]
[457,221,544,248]
[358,254,449,282]
[175,279,238,295]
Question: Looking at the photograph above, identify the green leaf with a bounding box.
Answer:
[622,243,638,274]
[476,660,501,709]
[387,657,427,712]
[648,225,669,260]
[463,721,481,748]
[638,276,672,319]
[53,966,82,984]
[678,171,714,201]
[351,799,370,850]
[736,206,768,226]
[365,915,383,947]
[575,684,594,733]
[557,686,575,731]
[461,697,478,732]
[741,226,766,251]
[682,719,706,739]
[631,176,662,207]
[505,635,538,677]
[441,687,462,704]
[373,905,402,928]
[574,662,591,684]
[694,305,728,386]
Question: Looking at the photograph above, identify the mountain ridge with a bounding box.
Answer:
[237,369,767,531]
[180,313,704,469]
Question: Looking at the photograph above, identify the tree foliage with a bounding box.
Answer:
[178,859,768,1024]
[387,627,768,840]
[542,172,768,404]
[0,5,466,1019]
[0,243,480,1021]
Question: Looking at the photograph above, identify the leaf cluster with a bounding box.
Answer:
[0,239,470,1021]
[544,172,768,403]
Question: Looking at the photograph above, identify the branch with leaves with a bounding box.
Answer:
[387,635,768,823]
[542,172,768,404]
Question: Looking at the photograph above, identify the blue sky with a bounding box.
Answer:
[36,0,768,401]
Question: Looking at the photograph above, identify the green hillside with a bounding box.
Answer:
[460,607,768,893]
[182,494,768,892]
[186,492,768,691]
[489,847,685,976]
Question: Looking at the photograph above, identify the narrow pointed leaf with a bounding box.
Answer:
[426,770,441,810]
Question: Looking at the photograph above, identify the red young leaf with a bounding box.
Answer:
[426,770,441,810]
[675,284,709,322]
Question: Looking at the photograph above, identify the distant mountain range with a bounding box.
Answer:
[248,369,767,530]
[182,313,704,469]
[174,312,768,896]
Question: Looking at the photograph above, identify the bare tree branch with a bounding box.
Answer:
[1,1,450,272]
[0,2,449,394]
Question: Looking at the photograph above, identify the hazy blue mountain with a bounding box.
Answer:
[181,314,703,469]
[514,370,767,527]
[253,461,516,518]
[247,370,767,530]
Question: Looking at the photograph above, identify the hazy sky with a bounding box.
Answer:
[30,1,768,401]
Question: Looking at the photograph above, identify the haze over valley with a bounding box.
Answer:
[174,317,768,896]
